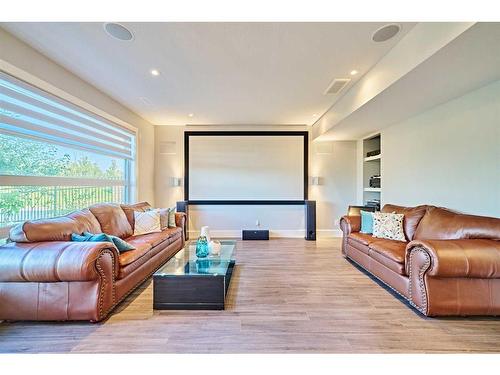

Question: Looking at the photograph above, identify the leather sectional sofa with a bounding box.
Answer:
[0,202,185,322]
[340,204,500,316]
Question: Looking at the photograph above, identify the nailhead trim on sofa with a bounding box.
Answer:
[95,249,116,321]
[407,246,431,315]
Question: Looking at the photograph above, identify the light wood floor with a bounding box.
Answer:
[1,238,499,353]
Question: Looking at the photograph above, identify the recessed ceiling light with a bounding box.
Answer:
[188,113,194,117]
[150,69,160,76]
[350,70,358,76]
[372,24,401,42]
[312,114,318,117]
[103,23,134,41]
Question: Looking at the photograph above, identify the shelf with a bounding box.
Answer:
[364,154,381,162]
[364,187,381,192]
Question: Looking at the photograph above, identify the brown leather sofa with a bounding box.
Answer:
[340,204,500,316]
[0,202,185,322]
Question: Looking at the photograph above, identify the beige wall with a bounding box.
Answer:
[0,28,156,204]
[382,80,500,217]
[155,125,357,237]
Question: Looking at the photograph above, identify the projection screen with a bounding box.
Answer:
[186,132,307,201]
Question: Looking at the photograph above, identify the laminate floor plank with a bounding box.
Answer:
[0,238,499,353]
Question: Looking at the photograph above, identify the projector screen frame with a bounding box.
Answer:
[184,131,309,205]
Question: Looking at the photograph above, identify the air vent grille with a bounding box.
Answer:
[324,78,351,95]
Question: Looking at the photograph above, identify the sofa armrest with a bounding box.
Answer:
[175,212,186,229]
[406,239,500,278]
[0,241,119,282]
[339,215,361,235]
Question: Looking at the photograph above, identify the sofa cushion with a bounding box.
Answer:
[9,208,101,243]
[118,241,152,267]
[414,206,500,241]
[382,204,429,241]
[348,232,379,246]
[369,239,407,275]
[347,237,371,255]
[125,227,182,248]
[89,203,133,239]
[121,201,152,229]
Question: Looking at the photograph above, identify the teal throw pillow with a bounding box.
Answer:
[71,232,135,252]
[360,210,374,234]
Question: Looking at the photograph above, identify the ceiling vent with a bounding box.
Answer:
[324,78,351,95]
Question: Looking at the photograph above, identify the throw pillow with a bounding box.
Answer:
[168,207,176,228]
[155,208,170,229]
[360,210,374,234]
[133,210,161,235]
[71,232,135,252]
[372,212,406,241]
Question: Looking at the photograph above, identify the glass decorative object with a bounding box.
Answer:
[196,235,209,258]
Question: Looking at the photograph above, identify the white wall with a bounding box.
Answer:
[310,140,357,236]
[0,28,156,204]
[382,80,500,217]
[155,125,357,237]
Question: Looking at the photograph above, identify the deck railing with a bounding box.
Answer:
[0,185,124,227]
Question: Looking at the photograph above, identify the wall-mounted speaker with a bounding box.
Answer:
[159,141,177,155]
[304,200,316,241]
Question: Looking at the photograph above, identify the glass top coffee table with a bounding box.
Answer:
[153,240,236,310]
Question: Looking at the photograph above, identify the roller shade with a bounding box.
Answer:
[0,71,135,159]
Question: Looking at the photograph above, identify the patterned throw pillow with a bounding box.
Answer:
[372,212,406,241]
[168,207,176,228]
[133,210,161,236]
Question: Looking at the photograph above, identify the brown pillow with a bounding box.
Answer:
[89,203,133,239]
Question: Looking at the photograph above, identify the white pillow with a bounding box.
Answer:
[133,210,161,236]
[372,212,406,242]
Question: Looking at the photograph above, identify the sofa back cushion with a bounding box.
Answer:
[9,208,101,243]
[89,203,133,238]
[414,206,500,240]
[120,201,152,229]
[381,204,429,241]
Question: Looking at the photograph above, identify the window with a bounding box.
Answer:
[0,71,136,234]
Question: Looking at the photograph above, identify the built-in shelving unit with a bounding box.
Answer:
[362,133,381,208]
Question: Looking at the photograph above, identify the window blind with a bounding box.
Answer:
[0,71,135,159]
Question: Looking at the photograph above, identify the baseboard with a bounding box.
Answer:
[187,229,342,238]
[317,229,342,238]
[188,229,305,238]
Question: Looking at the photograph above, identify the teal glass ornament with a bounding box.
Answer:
[196,235,209,258]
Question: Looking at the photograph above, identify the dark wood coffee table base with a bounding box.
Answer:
[153,260,235,310]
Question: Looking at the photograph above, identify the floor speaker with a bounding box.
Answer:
[242,230,269,240]
[304,200,316,241]
[176,201,189,240]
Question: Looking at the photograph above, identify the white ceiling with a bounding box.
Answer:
[1,22,415,126]
[317,22,500,140]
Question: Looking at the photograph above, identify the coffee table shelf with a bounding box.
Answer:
[153,240,236,310]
